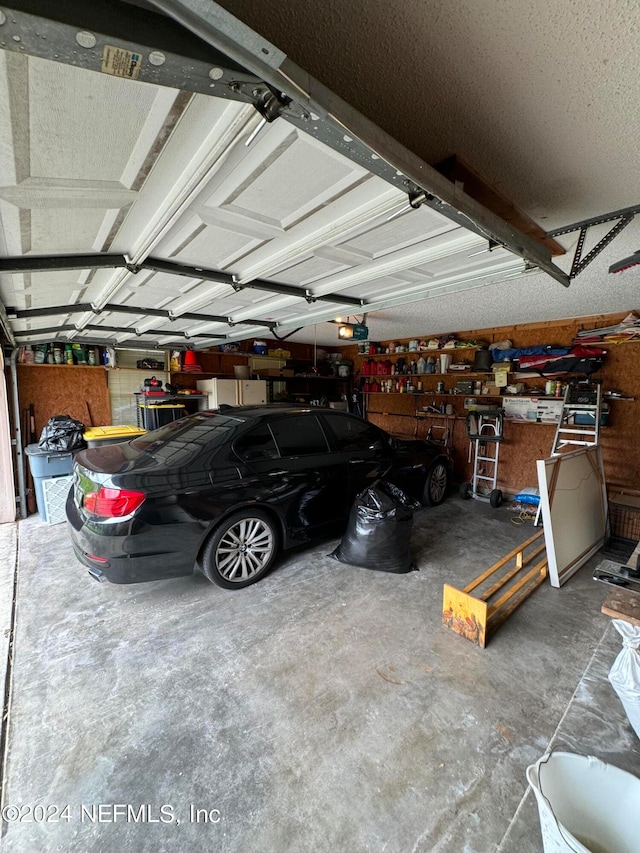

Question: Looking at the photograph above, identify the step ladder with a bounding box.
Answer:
[551,379,603,455]
[535,379,603,526]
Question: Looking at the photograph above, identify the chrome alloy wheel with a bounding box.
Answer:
[425,461,449,506]
[215,516,275,583]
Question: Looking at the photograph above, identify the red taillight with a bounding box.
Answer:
[84,487,146,518]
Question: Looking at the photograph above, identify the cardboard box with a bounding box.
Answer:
[481,385,502,396]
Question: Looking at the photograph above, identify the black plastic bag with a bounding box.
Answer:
[38,414,86,452]
[331,481,420,573]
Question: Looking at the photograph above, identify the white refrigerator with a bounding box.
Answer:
[196,378,267,407]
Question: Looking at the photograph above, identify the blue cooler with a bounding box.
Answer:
[25,444,75,522]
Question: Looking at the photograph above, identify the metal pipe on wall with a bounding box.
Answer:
[9,348,27,519]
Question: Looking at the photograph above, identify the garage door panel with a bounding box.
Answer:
[30,208,114,256]
[228,175,399,285]
[168,218,265,271]
[267,230,481,298]
[192,120,368,229]
[28,60,166,185]
[106,97,253,257]
[336,207,458,259]
[0,32,555,347]
[271,254,350,286]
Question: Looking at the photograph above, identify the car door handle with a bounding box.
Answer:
[268,469,288,476]
[348,458,365,464]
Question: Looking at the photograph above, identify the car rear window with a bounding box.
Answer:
[269,415,329,456]
[130,413,240,465]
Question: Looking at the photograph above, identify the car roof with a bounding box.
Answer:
[210,405,354,420]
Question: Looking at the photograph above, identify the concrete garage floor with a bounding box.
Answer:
[1,501,639,852]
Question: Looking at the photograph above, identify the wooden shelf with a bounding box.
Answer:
[362,371,506,379]
[367,411,461,419]
[363,391,504,398]
[171,370,217,376]
[17,362,104,368]
[108,365,169,372]
[364,347,481,357]
[417,414,466,420]
[264,374,348,381]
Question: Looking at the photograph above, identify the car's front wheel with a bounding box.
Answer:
[201,510,279,589]
[423,461,449,506]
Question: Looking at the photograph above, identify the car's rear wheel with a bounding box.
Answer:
[423,461,449,506]
[202,510,279,589]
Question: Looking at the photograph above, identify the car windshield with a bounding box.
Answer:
[130,413,241,465]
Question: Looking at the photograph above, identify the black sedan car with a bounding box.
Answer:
[67,407,450,589]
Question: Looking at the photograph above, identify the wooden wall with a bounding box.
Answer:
[16,365,111,439]
[351,312,640,496]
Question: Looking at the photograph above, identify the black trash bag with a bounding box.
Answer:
[331,480,420,573]
[38,414,86,452]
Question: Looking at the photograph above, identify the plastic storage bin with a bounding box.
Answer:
[137,403,185,430]
[84,425,147,448]
[25,444,75,522]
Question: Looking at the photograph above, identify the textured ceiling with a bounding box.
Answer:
[217,0,640,344]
